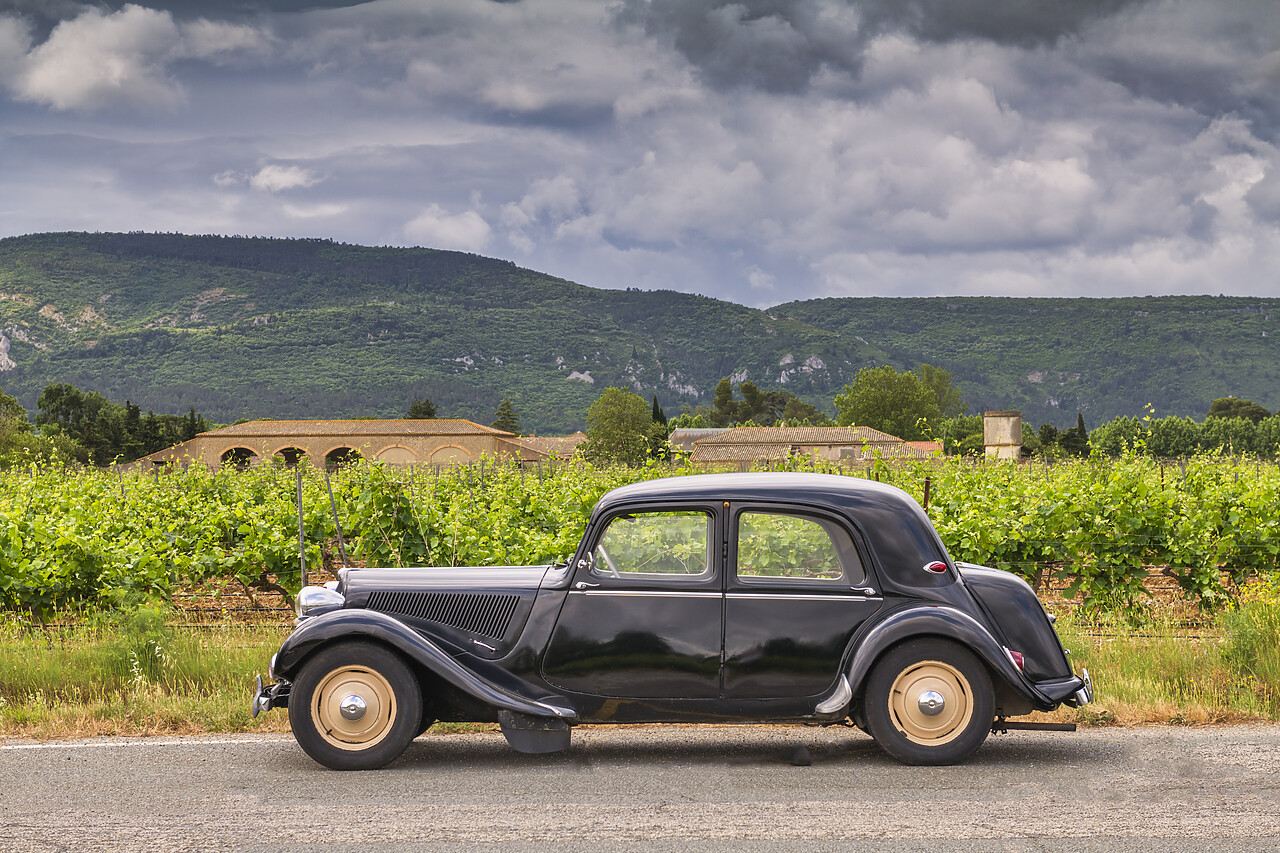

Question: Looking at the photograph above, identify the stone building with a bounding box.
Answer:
[138,419,585,468]
[687,426,940,466]
[982,411,1023,460]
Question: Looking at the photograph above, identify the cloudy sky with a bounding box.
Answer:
[0,0,1278,305]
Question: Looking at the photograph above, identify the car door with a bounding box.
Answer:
[722,504,883,701]
[541,504,724,700]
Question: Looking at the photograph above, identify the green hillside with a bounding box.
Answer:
[774,296,1280,427]
[1,233,1276,433]
[0,233,879,433]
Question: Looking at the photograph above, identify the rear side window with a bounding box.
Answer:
[735,511,864,585]
[593,510,712,578]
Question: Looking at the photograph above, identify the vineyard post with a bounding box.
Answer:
[324,468,349,567]
[923,476,931,511]
[296,466,307,588]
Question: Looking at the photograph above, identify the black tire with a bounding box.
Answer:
[862,638,994,766]
[288,641,422,770]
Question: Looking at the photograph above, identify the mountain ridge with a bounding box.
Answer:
[0,232,1275,433]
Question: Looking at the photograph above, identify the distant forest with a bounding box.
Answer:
[0,232,1275,434]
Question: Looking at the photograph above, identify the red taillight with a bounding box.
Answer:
[1006,648,1025,671]
[923,560,949,574]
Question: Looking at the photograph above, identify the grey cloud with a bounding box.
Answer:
[614,0,1150,94]
[615,0,864,92]
[856,0,1148,48]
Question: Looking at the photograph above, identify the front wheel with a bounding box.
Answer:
[863,639,994,766]
[289,641,422,770]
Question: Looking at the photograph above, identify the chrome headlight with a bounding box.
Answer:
[296,585,345,619]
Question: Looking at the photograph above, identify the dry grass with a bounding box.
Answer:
[3,587,1278,740]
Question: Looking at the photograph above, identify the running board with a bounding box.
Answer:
[992,720,1077,733]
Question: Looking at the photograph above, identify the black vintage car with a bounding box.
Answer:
[253,472,1092,768]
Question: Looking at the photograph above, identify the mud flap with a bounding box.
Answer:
[498,709,571,754]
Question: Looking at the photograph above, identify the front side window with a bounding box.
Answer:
[593,511,711,578]
[736,511,863,584]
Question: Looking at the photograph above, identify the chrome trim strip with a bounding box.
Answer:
[570,590,881,601]
[727,592,875,602]
[815,674,852,715]
[568,590,721,597]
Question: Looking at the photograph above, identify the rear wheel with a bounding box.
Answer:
[289,641,422,770]
[863,638,994,766]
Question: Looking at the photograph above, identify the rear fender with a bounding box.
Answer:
[275,609,577,722]
[847,605,1057,712]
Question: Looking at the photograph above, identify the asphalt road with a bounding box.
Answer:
[2,724,1278,852]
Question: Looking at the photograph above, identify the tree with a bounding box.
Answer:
[708,378,829,427]
[917,363,967,418]
[1147,416,1200,457]
[780,396,830,425]
[491,399,520,434]
[1207,397,1270,424]
[833,366,940,440]
[181,406,208,442]
[1060,413,1089,457]
[651,395,667,426]
[711,379,737,427]
[406,397,437,419]
[582,387,653,466]
[936,414,983,455]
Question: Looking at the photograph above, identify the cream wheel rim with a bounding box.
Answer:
[312,665,397,751]
[888,660,973,746]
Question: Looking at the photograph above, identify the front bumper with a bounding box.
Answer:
[251,674,291,718]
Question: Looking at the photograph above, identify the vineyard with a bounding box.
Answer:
[1,454,1278,623]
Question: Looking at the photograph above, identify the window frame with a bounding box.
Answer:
[729,505,867,589]
[587,507,717,584]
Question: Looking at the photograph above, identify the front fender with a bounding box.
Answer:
[275,609,577,721]
[847,605,1058,712]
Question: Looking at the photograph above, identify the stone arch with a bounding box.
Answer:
[375,444,418,464]
[324,446,363,469]
[429,444,472,465]
[220,447,258,470]
[275,446,307,466]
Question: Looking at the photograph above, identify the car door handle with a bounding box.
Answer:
[574,581,599,590]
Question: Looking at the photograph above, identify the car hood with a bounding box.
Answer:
[339,564,554,601]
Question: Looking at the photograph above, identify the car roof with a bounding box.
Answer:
[595,472,917,514]
[593,472,949,581]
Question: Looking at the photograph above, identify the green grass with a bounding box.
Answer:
[0,608,291,738]
[3,592,1279,739]
[1043,586,1280,725]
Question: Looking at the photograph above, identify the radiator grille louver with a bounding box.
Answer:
[366,591,521,640]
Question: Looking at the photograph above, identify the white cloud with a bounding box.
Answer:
[16,5,184,110]
[250,164,321,193]
[181,19,271,61]
[4,4,270,111]
[283,202,348,219]
[0,16,31,85]
[0,0,1278,303]
[404,204,493,252]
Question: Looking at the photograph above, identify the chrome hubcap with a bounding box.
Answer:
[917,690,946,716]
[339,694,368,721]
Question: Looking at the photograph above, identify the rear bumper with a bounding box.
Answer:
[1072,667,1094,706]
[1032,667,1093,708]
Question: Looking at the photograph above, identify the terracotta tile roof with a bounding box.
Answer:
[668,428,730,451]
[906,440,944,455]
[517,432,587,458]
[692,426,904,445]
[200,419,513,438]
[690,444,794,463]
